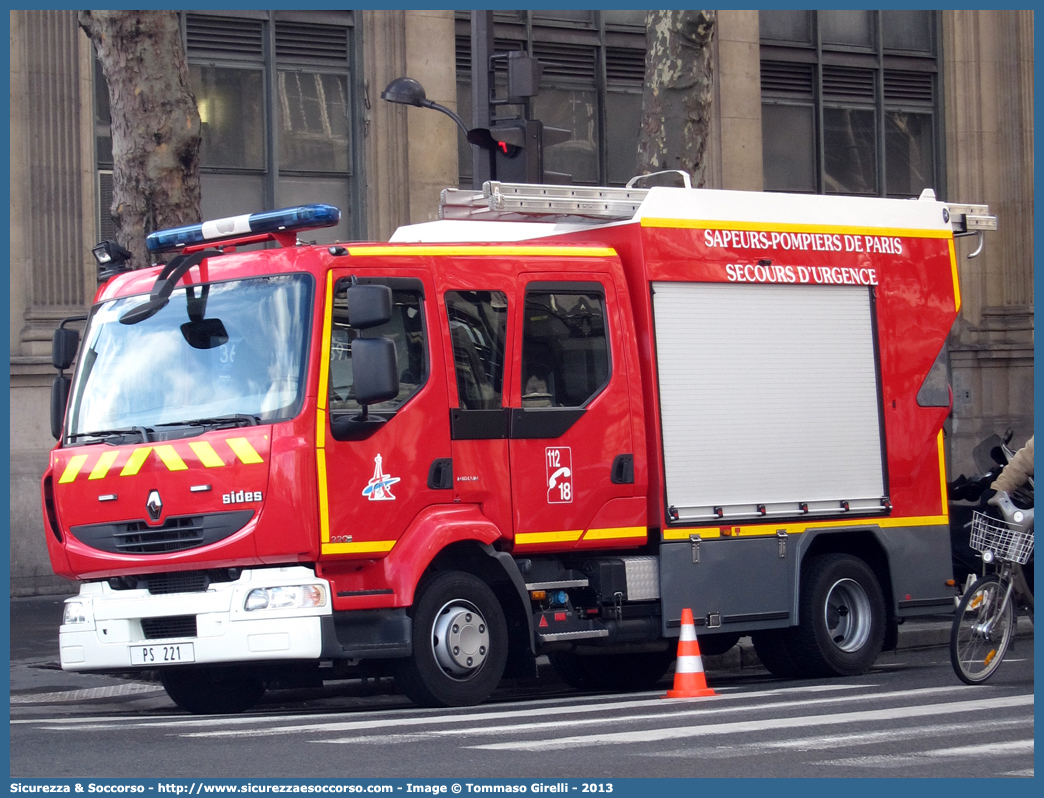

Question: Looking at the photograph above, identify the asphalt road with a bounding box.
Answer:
[9,594,1035,779]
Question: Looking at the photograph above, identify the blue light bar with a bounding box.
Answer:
[146,204,341,253]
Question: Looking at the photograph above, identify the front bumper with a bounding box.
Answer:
[59,566,331,672]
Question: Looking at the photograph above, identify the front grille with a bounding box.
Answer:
[107,568,243,594]
[116,516,207,553]
[71,510,253,555]
[146,571,209,594]
[141,615,197,640]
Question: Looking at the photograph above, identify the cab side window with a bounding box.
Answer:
[445,291,508,410]
[328,282,427,413]
[521,288,609,408]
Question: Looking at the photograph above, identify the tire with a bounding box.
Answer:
[394,571,508,707]
[750,629,802,678]
[697,632,742,657]
[160,666,266,714]
[548,652,593,690]
[949,574,1014,685]
[580,647,676,693]
[789,553,886,677]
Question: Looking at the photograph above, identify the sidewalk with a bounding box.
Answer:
[9,592,1034,699]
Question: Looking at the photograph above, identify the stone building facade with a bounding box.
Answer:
[8,10,1033,595]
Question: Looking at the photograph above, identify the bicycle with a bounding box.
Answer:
[949,490,1034,685]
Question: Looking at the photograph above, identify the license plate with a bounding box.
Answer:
[130,642,195,665]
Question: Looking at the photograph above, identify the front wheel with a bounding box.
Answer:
[394,571,508,707]
[789,553,886,677]
[950,574,1014,685]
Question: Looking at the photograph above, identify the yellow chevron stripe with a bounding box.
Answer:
[948,239,961,313]
[154,445,187,471]
[227,437,263,464]
[58,455,88,484]
[583,526,646,541]
[189,441,225,468]
[321,540,396,555]
[515,530,584,545]
[120,447,152,476]
[88,451,119,480]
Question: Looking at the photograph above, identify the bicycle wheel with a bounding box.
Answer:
[949,574,1015,685]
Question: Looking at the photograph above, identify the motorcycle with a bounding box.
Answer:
[947,429,1034,606]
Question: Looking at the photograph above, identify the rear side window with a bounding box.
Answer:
[521,289,609,408]
[445,291,508,410]
[328,282,427,413]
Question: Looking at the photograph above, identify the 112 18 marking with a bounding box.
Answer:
[546,447,573,504]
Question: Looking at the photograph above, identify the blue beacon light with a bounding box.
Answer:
[146,204,341,253]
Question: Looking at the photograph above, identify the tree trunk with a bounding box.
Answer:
[637,10,716,187]
[79,10,201,268]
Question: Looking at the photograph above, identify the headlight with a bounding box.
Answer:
[244,584,327,612]
[63,601,89,625]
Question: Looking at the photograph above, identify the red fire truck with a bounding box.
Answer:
[43,179,995,713]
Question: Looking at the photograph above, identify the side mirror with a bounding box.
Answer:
[351,338,399,407]
[50,375,71,439]
[347,284,393,329]
[52,328,79,370]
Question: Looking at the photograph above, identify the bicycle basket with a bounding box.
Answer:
[969,511,1035,565]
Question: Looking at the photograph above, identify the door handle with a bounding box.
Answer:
[427,458,453,490]
[611,454,634,485]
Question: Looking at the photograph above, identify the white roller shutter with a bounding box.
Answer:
[652,282,886,523]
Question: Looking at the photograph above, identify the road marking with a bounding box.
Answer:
[182,684,920,740]
[817,739,1035,768]
[313,685,975,745]
[639,717,1033,759]
[22,682,871,733]
[469,694,1034,751]
[10,683,165,704]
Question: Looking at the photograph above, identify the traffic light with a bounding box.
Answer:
[490,119,539,183]
[468,119,572,183]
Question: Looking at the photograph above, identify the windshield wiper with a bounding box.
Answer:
[155,414,260,430]
[67,426,151,444]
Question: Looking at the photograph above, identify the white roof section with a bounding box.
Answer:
[635,185,951,233]
[389,219,592,243]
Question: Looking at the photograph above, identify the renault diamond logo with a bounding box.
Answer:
[146,490,163,522]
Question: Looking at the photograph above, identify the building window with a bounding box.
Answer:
[92,11,360,244]
[759,10,941,198]
[455,11,646,187]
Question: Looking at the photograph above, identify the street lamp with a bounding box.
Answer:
[380,77,469,138]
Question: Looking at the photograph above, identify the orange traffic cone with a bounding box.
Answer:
[663,608,717,698]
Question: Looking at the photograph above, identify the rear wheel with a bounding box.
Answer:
[789,554,886,677]
[750,629,801,678]
[950,574,1014,685]
[160,666,266,714]
[697,632,741,657]
[394,571,508,707]
[548,652,592,690]
[549,649,675,692]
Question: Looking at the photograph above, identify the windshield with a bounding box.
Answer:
[66,274,314,438]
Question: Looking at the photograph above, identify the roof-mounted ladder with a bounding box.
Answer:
[927,188,997,258]
[440,181,650,223]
